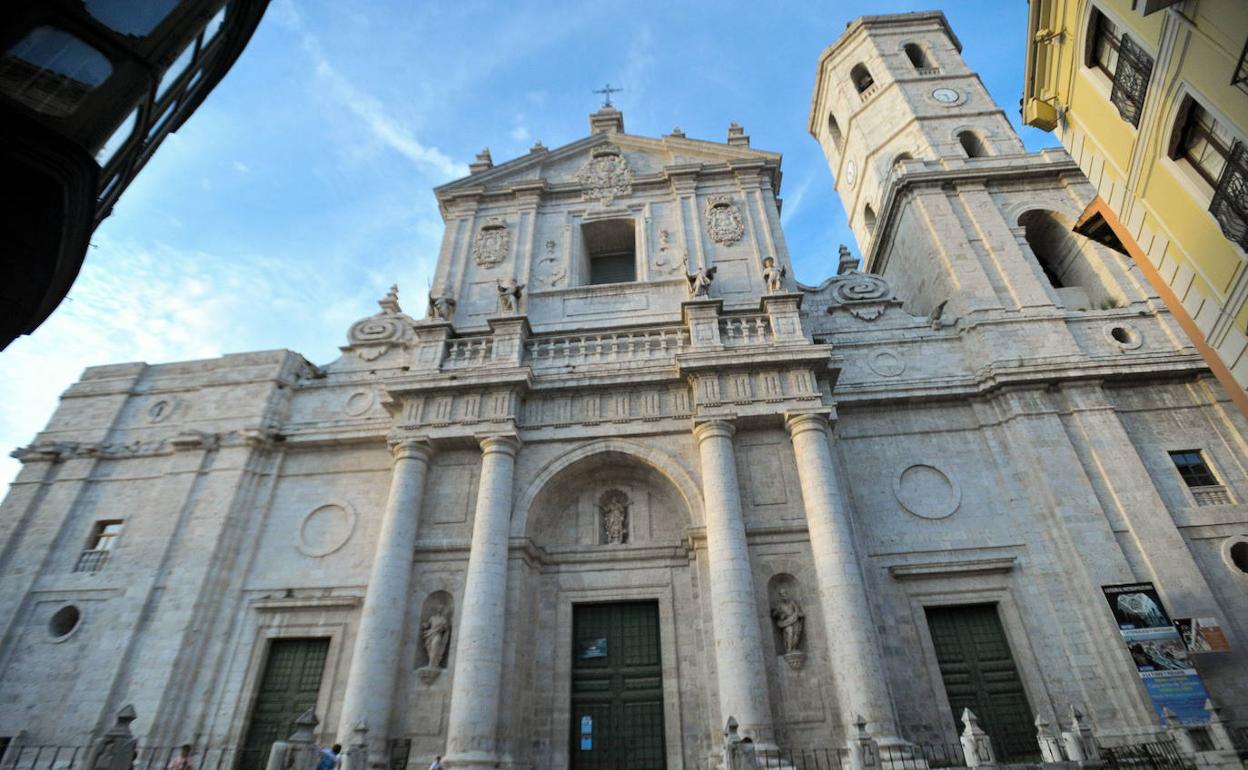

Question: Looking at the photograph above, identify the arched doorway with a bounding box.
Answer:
[509,444,702,770]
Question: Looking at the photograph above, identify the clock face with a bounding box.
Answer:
[932,87,960,104]
[844,159,857,188]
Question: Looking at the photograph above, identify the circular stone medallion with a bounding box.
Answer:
[844,159,858,188]
[868,350,905,378]
[931,87,960,104]
[298,503,357,557]
[343,389,376,417]
[893,464,961,520]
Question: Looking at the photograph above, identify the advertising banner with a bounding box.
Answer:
[1101,582,1210,725]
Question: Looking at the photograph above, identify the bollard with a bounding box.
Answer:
[1068,706,1100,763]
[1204,699,1237,753]
[343,721,368,770]
[724,717,741,770]
[1163,708,1198,756]
[848,714,880,770]
[1034,714,1063,764]
[90,706,139,770]
[960,709,996,768]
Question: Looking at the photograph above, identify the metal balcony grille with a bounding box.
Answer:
[1211,141,1248,250]
[73,549,109,573]
[1233,36,1248,88]
[1110,34,1153,127]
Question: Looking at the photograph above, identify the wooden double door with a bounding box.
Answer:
[926,604,1036,761]
[239,638,330,770]
[570,601,666,770]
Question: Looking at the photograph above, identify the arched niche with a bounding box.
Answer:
[863,204,878,233]
[415,590,454,670]
[958,130,989,158]
[1019,209,1126,310]
[850,62,875,94]
[827,112,844,149]
[767,574,807,662]
[903,43,932,70]
[522,448,695,549]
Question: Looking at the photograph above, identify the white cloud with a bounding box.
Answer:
[233,160,251,174]
[300,34,467,182]
[510,125,530,142]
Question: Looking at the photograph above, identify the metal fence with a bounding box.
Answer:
[1101,739,1193,770]
[748,747,847,770]
[880,742,966,770]
[0,745,268,770]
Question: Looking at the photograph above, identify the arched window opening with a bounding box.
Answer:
[958,131,989,158]
[1020,209,1125,310]
[850,63,875,94]
[904,43,931,70]
[827,112,844,149]
[863,204,877,233]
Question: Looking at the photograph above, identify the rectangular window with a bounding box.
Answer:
[74,520,123,573]
[1169,450,1218,488]
[1089,12,1120,79]
[1175,101,1233,190]
[581,219,637,285]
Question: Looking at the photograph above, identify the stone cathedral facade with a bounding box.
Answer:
[1,11,1246,770]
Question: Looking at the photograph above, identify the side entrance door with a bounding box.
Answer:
[239,638,331,770]
[570,601,666,770]
[925,604,1036,761]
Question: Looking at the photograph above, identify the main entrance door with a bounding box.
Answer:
[239,638,331,770]
[925,604,1036,760]
[571,601,666,770]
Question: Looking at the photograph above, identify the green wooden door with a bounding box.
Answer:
[571,602,666,770]
[239,638,331,770]
[925,605,1036,761]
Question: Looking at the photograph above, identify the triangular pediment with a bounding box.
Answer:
[435,129,780,199]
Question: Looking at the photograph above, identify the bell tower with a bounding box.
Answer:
[809,12,1146,324]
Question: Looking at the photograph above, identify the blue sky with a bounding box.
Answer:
[0,0,1058,488]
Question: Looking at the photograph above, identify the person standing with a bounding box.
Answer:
[167,746,194,770]
[316,744,341,770]
[428,756,443,770]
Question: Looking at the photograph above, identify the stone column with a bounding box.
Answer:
[443,435,521,769]
[338,439,434,762]
[693,419,776,746]
[785,412,898,740]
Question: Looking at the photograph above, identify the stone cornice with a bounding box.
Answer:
[866,151,1081,274]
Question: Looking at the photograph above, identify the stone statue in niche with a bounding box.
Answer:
[426,294,456,321]
[762,257,787,294]
[686,265,717,298]
[599,489,630,545]
[771,589,806,670]
[497,279,524,313]
[417,605,452,684]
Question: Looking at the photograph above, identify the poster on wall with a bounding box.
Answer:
[1101,582,1211,725]
[1174,617,1232,653]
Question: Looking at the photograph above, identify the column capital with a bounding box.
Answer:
[477,433,521,457]
[388,438,434,463]
[784,410,835,439]
[692,418,736,443]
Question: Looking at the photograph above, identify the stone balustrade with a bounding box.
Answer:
[526,326,691,368]
[442,337,493,368]
[719,315,772,346]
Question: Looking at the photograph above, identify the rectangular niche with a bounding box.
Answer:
[581,218,637,285]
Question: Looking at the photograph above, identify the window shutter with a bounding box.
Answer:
[1211,140,1248,250]
[1110,34,1153,127]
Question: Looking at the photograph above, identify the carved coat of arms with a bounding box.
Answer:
[578,143,632,204]
[473,218,510,268]
[704,195,744,246]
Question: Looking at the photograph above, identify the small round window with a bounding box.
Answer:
[49,605,81,639]
[1228,539,1248,575]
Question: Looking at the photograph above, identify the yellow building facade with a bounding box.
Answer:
[1023,0,1248,409]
